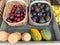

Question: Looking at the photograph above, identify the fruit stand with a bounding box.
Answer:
[0,0,60,45]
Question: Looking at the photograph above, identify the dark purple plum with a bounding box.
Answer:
[38,3,41,7]
[45,16,50,22]
[35,8,40,12]
[30,3,51,24]
[39,17,45,23]
[37,12,42,17]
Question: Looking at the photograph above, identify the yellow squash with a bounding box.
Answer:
[30,28,42,41]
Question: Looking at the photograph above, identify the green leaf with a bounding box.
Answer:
[58,25,60,30]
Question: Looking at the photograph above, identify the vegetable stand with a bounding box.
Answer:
[0,0,60,44]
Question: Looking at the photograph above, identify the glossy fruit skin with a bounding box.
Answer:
[18,5,22,9]
[45,16,50,22]
[12,6,17,11]
[7,4,26,23]
[16,18,21,22]
[39,17,45,23]
[30,28,42,41]
[40,29,52,41]
[30,3,51,24]
[11,10,15,14]
[7,18,12,23]
[37,12,42,17]
[9,15,14,20]
[42,13,46,17]
[45,5,50,12]
[15,14,20,17]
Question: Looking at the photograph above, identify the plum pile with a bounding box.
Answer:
[6,5,26,23]
[30,3,51,24]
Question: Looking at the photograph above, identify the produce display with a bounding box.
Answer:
[0,31,9,41]
[30,3,51,24]
[30,28,42,41]
[6,5,26,23]
[0,0,59,44]
[41,29,52,41]
[3,0,27,26]
[8,32,21,44]
[22,33,31,41]
[0,29,52,44]
[52,6,60,29]
[13,32,21,40]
